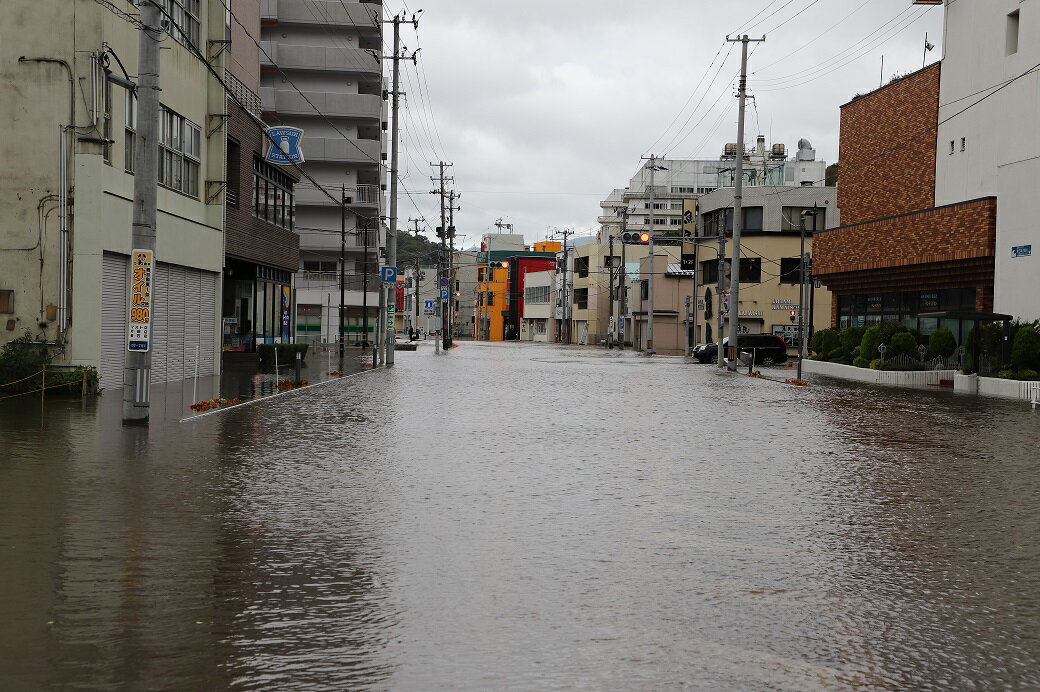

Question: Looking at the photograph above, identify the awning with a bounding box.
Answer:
[917,311,1013,321]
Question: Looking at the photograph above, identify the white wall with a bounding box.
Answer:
[936,0,1040,320]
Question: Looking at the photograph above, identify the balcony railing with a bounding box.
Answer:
[260,88,382,120]
[297,272,380,291]
[259,43,380,75]
[261,0,380,29]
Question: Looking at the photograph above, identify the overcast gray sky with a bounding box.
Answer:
[393,0,945,247]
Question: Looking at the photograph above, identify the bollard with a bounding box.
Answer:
[295,351,302,384]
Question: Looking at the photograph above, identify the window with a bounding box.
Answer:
[742,206,763,231]
[525,285,551,304]
[302,261,337,273]
[486,291,494,307]
[653,217,668,225]
[739,257,761,283]
[226,138,240,206]
[697,187,716,194]
[253,156,296,229]
[159,105,201,197]
[644,202,667,209]
[701,259,729,285]
[574,256,590,278]
[779,257,802,284]
[158,0,201,49]
[640,281,648,301]
[0,289,13,313]
[534,320,546,335]
[669,218,683,226]
[603,255,621,268]
[781,206,826,232]
[477,267,486,282]
[670,202,683,210]
[124,91,137,172]
[671,186,696,194]
[704,208,733,234]
[1007,10,1020,55]
[574,288,588,310]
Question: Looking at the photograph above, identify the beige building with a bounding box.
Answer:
[1,0,228,390]
[520,270,556,342]
[628,254,694,355]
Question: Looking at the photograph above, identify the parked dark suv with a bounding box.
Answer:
[692,334,789,365]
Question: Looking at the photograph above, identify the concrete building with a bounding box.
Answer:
[259,0,386,346]
[223,0,300,353]
[695,185,835,351]
[936,0,1040,321]
[813,37,1020,343]
[628,256,695,355]
[520,270,557,343]
[401,265,439,336]
[2,0,227,390]
[453,249,479,338]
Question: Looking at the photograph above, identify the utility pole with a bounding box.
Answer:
[362,220,371,357]
[641,155,667,355]
[617,208,628,350]
[797,203,818,380]
[123,0,162,423]
[340,184,347,360]
[381,12,418,366]
[552,227,573,343]
[725,34,765,370]
[408,218,423,335]
[717,211,726,369]
[608,233,615,349]
[430,161,453,351]
[447,190,460,344]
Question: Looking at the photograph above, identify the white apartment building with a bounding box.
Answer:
[935,0,1040,321]
[520,270,556,343]
[1,0,227,390]
[260,0,387,343]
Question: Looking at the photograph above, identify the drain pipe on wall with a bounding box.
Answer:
[18,57,78,343]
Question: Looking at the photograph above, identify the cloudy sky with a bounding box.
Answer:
[392,0,945,247]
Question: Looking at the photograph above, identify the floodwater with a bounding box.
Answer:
[1,342,1038,690]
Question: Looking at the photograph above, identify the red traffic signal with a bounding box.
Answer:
[789,309,797,323]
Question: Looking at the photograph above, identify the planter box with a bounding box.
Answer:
[802,359,956,389]
[977,376,1040,401]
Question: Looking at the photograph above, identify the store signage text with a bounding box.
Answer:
[127,249,154,352]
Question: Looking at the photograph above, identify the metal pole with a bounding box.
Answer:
[340,184,346,360]
[725,34,764,371]
[362,219,369,351]
[385,14,402,366]
[646,156,657,355]
[717,213,726,369]
[608,234,615,348]
[808,204,818,357]
[797,215,807,381]
[690,239,699,356]
[123,0,161,422]
[619,214,627,350]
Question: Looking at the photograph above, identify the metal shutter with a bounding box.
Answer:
[166,265,187,380]
[150,263,169,384]
[100,252,127,391]
[198,271,216,376]
[181,267,202,380]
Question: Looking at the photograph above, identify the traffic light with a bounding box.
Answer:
[490,261,509,269]
[789,309,797,323]
[621,230,650,245]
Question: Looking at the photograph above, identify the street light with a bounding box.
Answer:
[797,206,820,380]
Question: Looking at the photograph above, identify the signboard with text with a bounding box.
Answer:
[264,126,305,165]
[127,249,154,352]
[1011,244,1032,258]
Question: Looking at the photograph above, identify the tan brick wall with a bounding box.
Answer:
[837,63,941,226]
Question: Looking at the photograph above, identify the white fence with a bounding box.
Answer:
[802,359,956,388]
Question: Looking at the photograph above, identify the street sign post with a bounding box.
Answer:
[381,266,398,285]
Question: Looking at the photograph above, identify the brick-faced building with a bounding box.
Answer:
[813,62,997,342]
[221,0,300,352]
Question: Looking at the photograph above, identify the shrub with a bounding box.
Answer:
[812,328,840,357]
[890,332,919,358]
[257,343,309,368]
[869,358,883,370]
[999,369,1015,379]
[859,326,884,362]
[1010,325,1040,372]
[839,327,866,356]
[927,328,957,360]
[853,356,870,368]
[1016,369,1039,380]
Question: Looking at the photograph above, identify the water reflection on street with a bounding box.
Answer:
[1,341,1037,689]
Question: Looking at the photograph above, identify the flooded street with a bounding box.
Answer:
[2,342,1038,690]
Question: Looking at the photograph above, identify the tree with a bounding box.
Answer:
[825,162,839,187]
[927,328,957,359]
[1011,325,1040,371]
[890,331,918,358]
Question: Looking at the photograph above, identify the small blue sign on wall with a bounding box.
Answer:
[380,266,398,285]
[265,126,305,165]
[1011,244,1032,258]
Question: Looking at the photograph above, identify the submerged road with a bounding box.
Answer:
[2,341,1038,689]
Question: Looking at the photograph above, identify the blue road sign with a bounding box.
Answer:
[440,278,448,287]
[423,299,435,314]
[381,266,398,285]
[440,288,449,300]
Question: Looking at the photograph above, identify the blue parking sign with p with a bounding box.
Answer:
[381,266,397,285]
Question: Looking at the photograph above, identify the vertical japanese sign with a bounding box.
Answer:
[127,249,154,352]
[280,285,291,341]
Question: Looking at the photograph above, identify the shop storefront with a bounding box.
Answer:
[222,259,293,351]
[837,287,977,342]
